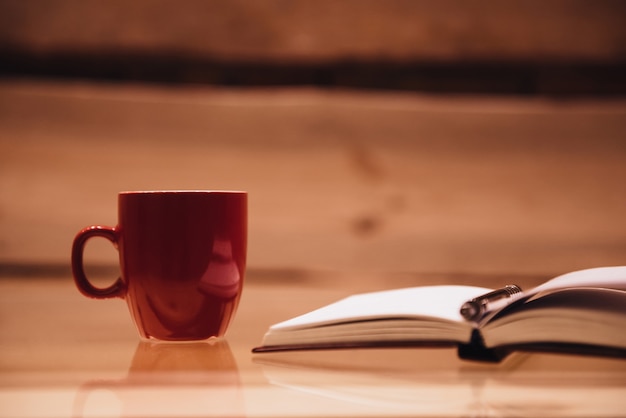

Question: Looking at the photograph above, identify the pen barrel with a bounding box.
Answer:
[460,284,523,321]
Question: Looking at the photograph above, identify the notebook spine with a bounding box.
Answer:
[457,329,511,363]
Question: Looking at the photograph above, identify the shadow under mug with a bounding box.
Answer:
[71,190,247,341]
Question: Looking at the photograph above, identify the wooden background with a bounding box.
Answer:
[1,0,625,280]
[2,82,625,278]
[2,0,626,94]
[2,0,625,62]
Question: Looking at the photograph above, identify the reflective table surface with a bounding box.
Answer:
[1,272,626,418]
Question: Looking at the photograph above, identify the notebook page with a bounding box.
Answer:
[530,266,626,296]
[270,285,491,331]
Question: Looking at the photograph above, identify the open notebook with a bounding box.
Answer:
[253,266,626,362]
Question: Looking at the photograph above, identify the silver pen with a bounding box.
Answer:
[460,284,523,321]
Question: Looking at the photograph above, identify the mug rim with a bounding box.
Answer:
[119,190,246,195]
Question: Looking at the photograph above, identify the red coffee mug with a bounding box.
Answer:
[71,191,247,341]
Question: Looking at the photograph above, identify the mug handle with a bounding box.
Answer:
[71,225,126,299]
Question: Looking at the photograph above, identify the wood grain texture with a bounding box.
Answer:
[1,0,625,62]
[1,276,626,417]
[1,80,625,275]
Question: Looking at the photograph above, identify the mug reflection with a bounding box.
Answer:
[74,339,245,417]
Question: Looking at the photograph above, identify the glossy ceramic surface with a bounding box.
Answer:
[72,191,247,341]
